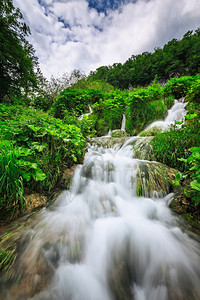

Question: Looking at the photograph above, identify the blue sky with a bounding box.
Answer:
[13,0,200,78]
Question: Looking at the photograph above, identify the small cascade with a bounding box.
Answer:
[1,138,200,300]
[144,99,187,132]
[105,129,112,137]
[78,105,93,121]
[101,114,127,138]
[121,114,126,131]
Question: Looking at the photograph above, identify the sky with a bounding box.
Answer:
[13,0,200,79]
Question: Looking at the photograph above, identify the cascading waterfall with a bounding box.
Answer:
[1,138,200,300]
[144,99,187,132]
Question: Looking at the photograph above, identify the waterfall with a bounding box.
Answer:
[2,139,200,300]
[121,114,126,131]
[78,105,93,121]
[103,114,126,138]
[145,99,187,132]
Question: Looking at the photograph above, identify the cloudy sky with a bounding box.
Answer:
[13,0,200,78]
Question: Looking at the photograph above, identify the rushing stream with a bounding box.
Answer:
[0,100,200,300]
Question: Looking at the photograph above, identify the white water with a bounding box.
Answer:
[78,105,93,120]
[121,114,126,131]
[23,140,200,300]
[145,99,187,131]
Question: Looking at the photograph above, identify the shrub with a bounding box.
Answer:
[0,140,46,213]
[51,88,104,119]
[0,105,87,197]
[163,75,200,99]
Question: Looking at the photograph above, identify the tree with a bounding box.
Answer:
[88,28,200,89]
[0,0,38,100]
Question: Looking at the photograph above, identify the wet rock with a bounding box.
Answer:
[132,136,155,161]
[169,186,200,234]
[89,137,130,148]
[111,130,129,138]
[60,165,77,189]
[136,161,177,198]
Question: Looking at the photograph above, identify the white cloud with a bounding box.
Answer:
[14,0,200,78]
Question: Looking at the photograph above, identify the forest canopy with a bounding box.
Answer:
[88,29,200,89]
[0,0,38,100]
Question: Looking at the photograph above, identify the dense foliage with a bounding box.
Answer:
[0,0,38,100]
[0,5,199,222]
[125,83,167,134]
[51,88,104,118]
[0,104,86,215]
[88,29,200,89]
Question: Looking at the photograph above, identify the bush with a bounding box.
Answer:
[125,83,167,134]
[51,88,104,119]
[0,140,46,213]
[163,75,200,99]
[0,105,87,198]
[102,92,125,130]
[33,96,53,111]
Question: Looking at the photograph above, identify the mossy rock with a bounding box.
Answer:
[169,185,200,233]
[60,166,76,189]
[89,137,130,148]
[111,130,129,138]
[133,136,155,161]
[136,161,177,198]
[139,126,163,137]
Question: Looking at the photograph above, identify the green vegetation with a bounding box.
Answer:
[126,83,167,134]
[88,29,200,89]
[150,76,200,208]
[0,0,38,100]
[51,88,104,118]
[0,104,86,218]
[0,1,199,222]
[1,74,199,219]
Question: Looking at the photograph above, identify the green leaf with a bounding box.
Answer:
[31,142,47,152]
[189,147,200,153]
[28,125,41,132]
[185,113,197,120]
[63,138,70,143]
[178,158,188,163]
[172,171,183,187]
[190,180,200,192]
[184,189,190,198]
[20,171,31,181]
[71,154,77,162]
[29,163,38,170]
[34,171,47,181]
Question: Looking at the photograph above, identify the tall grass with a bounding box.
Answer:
[0,140,24,213]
